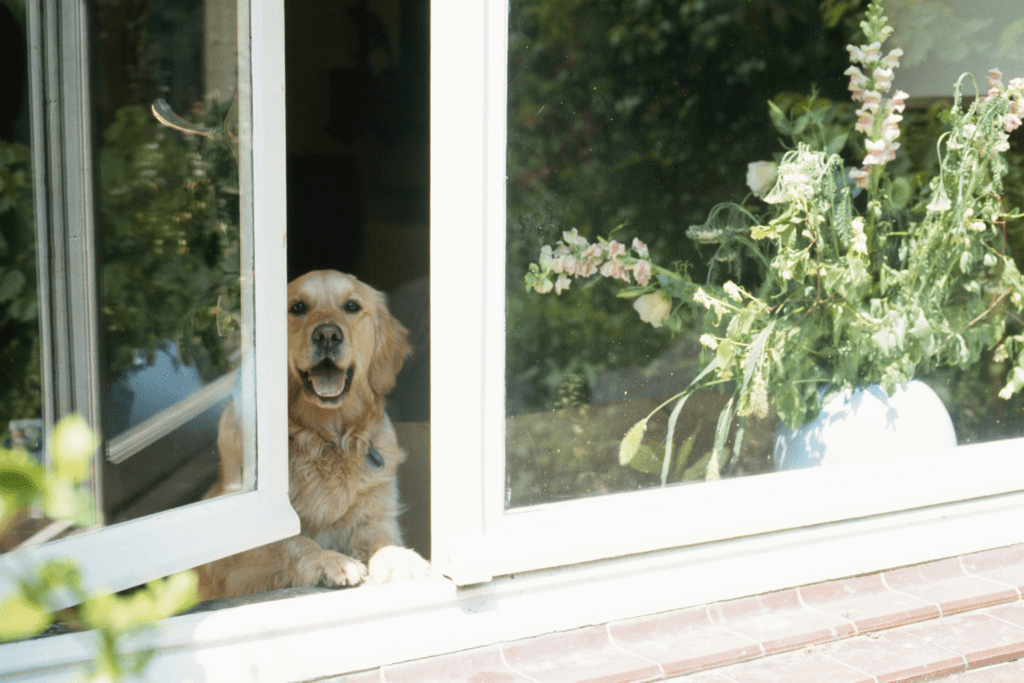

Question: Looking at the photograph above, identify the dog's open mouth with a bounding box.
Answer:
[301,361,354,403]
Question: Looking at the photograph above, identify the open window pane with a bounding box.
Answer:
[0,0,294,607]
[505,0,1024,510]
[94,0,245,524]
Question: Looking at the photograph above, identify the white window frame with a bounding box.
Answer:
[0,0,297,607]
[4,0,1024,680]
[431,0,1024,586]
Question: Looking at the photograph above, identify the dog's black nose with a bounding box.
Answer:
[311,323,344,355]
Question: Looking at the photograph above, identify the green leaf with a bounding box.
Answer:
[80,571,198,636]
[0,449,45,528]
[768,100,791,135]
[707,397,734,481]
[662,391,692,485]
[38,558,82,593]
[0,268,25,303]
[740,321,775,396]
[910,310,932,338]
[889,177,912,210]
[825,131,849,156]
[615,286,649,299]
[791,114,810,136]
[715,339,736,378]
[80,593,134,635]
[0,591,53,641]
[626,443,664,476]
[618,419,648,466]
[51,415,99,483]
[682,449,713,482]
[147,571,199,620]
[728,305,758,337]
[43,482,97,527]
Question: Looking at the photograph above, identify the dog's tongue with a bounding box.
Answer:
[309,364,347,398]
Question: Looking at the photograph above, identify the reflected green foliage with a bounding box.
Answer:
[0,0,239,432]
[98,101,241,383]
[0,416,198,680]
[506,271,685,412]
[0,101,240,433]
[506,0,855,412]
[0,140,40,430]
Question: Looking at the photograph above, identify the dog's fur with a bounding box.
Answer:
[196,270,429,600]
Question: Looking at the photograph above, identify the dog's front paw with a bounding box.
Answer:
[297,549,368,588]
[365,545,431,585]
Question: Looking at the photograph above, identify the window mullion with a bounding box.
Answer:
[430,0,493,586]
[27,0,104,508]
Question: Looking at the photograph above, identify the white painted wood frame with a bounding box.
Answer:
[3,0,1024,681]
[430,0,1024,586]
[0,0,297,608]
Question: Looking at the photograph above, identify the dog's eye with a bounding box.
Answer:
[344,300,362,313]
[289,301,308,315]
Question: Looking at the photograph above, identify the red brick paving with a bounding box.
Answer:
[323,544,1024,683]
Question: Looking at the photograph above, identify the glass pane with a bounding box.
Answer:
[0,0,45,549]
[94,0,247,523]
[506,0,1024,508]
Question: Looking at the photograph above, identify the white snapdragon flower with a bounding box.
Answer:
[606,240,627,260]
[581,243,603,261]
[600,259,630,282]
[880,47,903,69]
[891,90,908,113]
[693,287,712,309]
[873,66,894,92]
[746,161,778,198]
[988,68,1004,90]
[849,167,871,189]
[562,228,588,247]
[576,258,599,278]
[845,65,869,101]
[632,259,652,286]
[538,245,554,273]
[850,217,868,256]
[633,291,672,328]
[864,137,892,166]
[699,334,719,350]
[927,186,952,213]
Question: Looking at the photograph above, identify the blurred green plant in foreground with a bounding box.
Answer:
[1,415,198,681]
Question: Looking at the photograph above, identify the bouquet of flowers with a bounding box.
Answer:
[525,0,1024,481]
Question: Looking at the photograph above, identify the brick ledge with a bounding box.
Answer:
[325,544,1024,682]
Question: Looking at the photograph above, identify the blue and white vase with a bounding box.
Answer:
[773,380,958,471]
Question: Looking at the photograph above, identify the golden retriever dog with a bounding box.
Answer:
[197,270,430,600]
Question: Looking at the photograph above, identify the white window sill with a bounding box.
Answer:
[5,486,1024,682]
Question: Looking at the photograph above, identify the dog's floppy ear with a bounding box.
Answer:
[369,293,412,397]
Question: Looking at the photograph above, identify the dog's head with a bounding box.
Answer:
[287,270,410,412]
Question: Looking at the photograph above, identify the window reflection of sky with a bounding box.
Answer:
[106,342,204,436]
